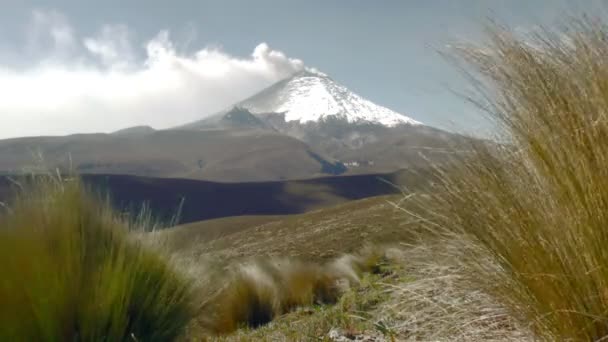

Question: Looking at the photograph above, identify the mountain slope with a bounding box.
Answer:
[0,129,344,182]
[181,107,271,131]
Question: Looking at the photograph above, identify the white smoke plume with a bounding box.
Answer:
[0,9,305,139]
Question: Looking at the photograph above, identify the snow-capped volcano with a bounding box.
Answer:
[175,68,464,176]
[178,68,430,154]
[238,69,422,127]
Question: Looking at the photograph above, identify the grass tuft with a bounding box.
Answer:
[0,176,194,341]
[211,263,280,334]
[275,260,337,310]
[412,14,608,341]
[202,248,389,335]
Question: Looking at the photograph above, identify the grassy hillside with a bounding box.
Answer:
[157,192,528,340]
[162,195,410,263]
[0,171,528,341]
[203,243,527,341]
[0,176,432,341]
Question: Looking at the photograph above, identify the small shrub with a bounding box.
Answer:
[0,177,193,341]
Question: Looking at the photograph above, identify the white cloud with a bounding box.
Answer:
[0,10,305,139]
[84,24,136,70]
[26,9,77,61]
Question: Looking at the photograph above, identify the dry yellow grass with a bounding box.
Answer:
[210,263,281,334]
[200,242,529,341]
[194,247,391,337]
[407,15,608,340]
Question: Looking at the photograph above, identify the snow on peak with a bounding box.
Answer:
[239,70,422,127]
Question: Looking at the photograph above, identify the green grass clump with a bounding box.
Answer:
[0,177,193,341]
[417,15,608,340]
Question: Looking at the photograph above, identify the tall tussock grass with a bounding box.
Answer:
[0,177,193,341]
[415,15,608,340]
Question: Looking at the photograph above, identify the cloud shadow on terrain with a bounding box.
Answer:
[0,169,429,225]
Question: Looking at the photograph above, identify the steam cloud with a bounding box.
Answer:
[0,9,305,139]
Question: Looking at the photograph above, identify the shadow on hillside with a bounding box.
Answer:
[0,169,431,226]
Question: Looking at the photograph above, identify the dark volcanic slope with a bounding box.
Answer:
[0,170,429,225]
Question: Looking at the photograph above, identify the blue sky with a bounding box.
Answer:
[0,0,606,138]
